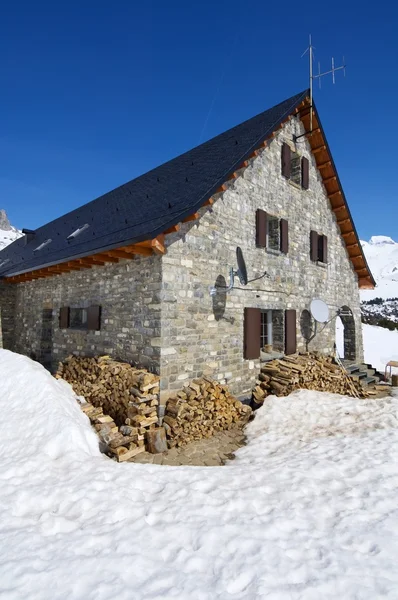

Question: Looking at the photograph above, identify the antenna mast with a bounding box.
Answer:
[301,35,346,135]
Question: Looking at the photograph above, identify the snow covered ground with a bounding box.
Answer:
[363,323,398,375]
[2,350,398,599]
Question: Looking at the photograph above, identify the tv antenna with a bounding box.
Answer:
[300,34,346,134]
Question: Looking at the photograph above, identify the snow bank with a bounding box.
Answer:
[0,349,100,461]
[363,323,398,374]
[2,351,398,599]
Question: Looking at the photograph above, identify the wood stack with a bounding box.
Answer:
[164,377,252,448]
[252,353,368,405]
[56,355,160,427]
[79,401,146,462]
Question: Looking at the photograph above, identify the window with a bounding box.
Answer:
[260,310,271,348]
[59,305,101,331]
[69,308,88,329]
[281,143,309,189]
[256,210,289,254]
[244,308,289,359]
[310,231,328,263]
[267,216,280,251]
[290,151,301,185]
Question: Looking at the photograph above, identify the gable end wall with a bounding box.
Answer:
[159,117,363,399]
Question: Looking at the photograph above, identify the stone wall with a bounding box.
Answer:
[11,255,162,372]
[0,281,16,350]
[159,116,363,399]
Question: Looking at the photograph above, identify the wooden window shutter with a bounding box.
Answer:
[87,305,101,331]
[322,235,328,264]
[310,230,318,262]
[256,209,267,248]
[281,143,291,178]
[285,310,297,355]
[301,157,309,189]
[280,219,289,254]
[59,306,70,329]
[244,308,261,359]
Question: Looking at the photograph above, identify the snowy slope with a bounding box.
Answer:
[360,235,398,301]
[0,209,22,251]
[2,349,398,599]
[363,323,398,375]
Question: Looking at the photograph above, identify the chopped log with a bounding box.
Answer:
[145,428,168,454]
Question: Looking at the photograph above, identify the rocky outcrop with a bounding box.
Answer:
[0,209,11,231]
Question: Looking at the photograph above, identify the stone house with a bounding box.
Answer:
[0,90,374,401]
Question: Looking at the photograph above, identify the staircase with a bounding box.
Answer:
[341,360,390,397]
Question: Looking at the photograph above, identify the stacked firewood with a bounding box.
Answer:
[163,377,252,448]
[252,353,367,405]
[80,401,146,462]
[56,355,160,427]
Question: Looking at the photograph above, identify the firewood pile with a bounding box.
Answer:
[252,353,367,405]
[56,355,160,427]
[163,377,252,448]
[79,401,147,462]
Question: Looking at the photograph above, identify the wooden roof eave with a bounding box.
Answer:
[299,102,375,289]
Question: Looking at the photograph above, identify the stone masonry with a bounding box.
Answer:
[159,116,363,399]
[0,116,364,400]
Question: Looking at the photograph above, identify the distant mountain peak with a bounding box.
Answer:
[368,235,396,246]
[0,209,12,231]
[0,210,22,251]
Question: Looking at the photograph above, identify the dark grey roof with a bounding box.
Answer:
[0,90,308,277]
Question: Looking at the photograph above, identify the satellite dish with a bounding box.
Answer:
[236,247,248,286]
[310,298,329,323]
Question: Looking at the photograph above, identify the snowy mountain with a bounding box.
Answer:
[360,235,398,330]
[0,209,22,251]
[360,235,398,301]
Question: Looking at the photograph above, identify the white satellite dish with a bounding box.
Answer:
[310,298,329,323]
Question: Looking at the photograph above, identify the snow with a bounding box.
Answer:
[363,323,398,375]
[2,349,398,599]
[361,235,398,301]
[0,226,22,251]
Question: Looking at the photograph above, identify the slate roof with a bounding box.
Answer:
[0,90,309,278]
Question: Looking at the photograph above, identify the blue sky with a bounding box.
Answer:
[0,0,397,241]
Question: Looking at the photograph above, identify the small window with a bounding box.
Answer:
[290,151,301,185]
[260,310,270,348]
[281,143,309,189]
[59,305,101,331]
[267,216,280,251]
[69,308,88,329]
[34,239,52,252]
[310,231,328,263]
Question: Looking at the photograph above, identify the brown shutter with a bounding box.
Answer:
[87,305,101,331]
[310,230,318,262]
[301,157,309,189]
[244,308,261,359]
[285,310,297,355]
[322,235,328,264]
[256,209,267,248]
[59,306,70,329]
[281,143,291,178]
[280,219,289,254]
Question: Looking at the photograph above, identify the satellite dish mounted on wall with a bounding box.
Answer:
[235,247,248,286]
[310,298,330,323]
[209,246,267,295]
